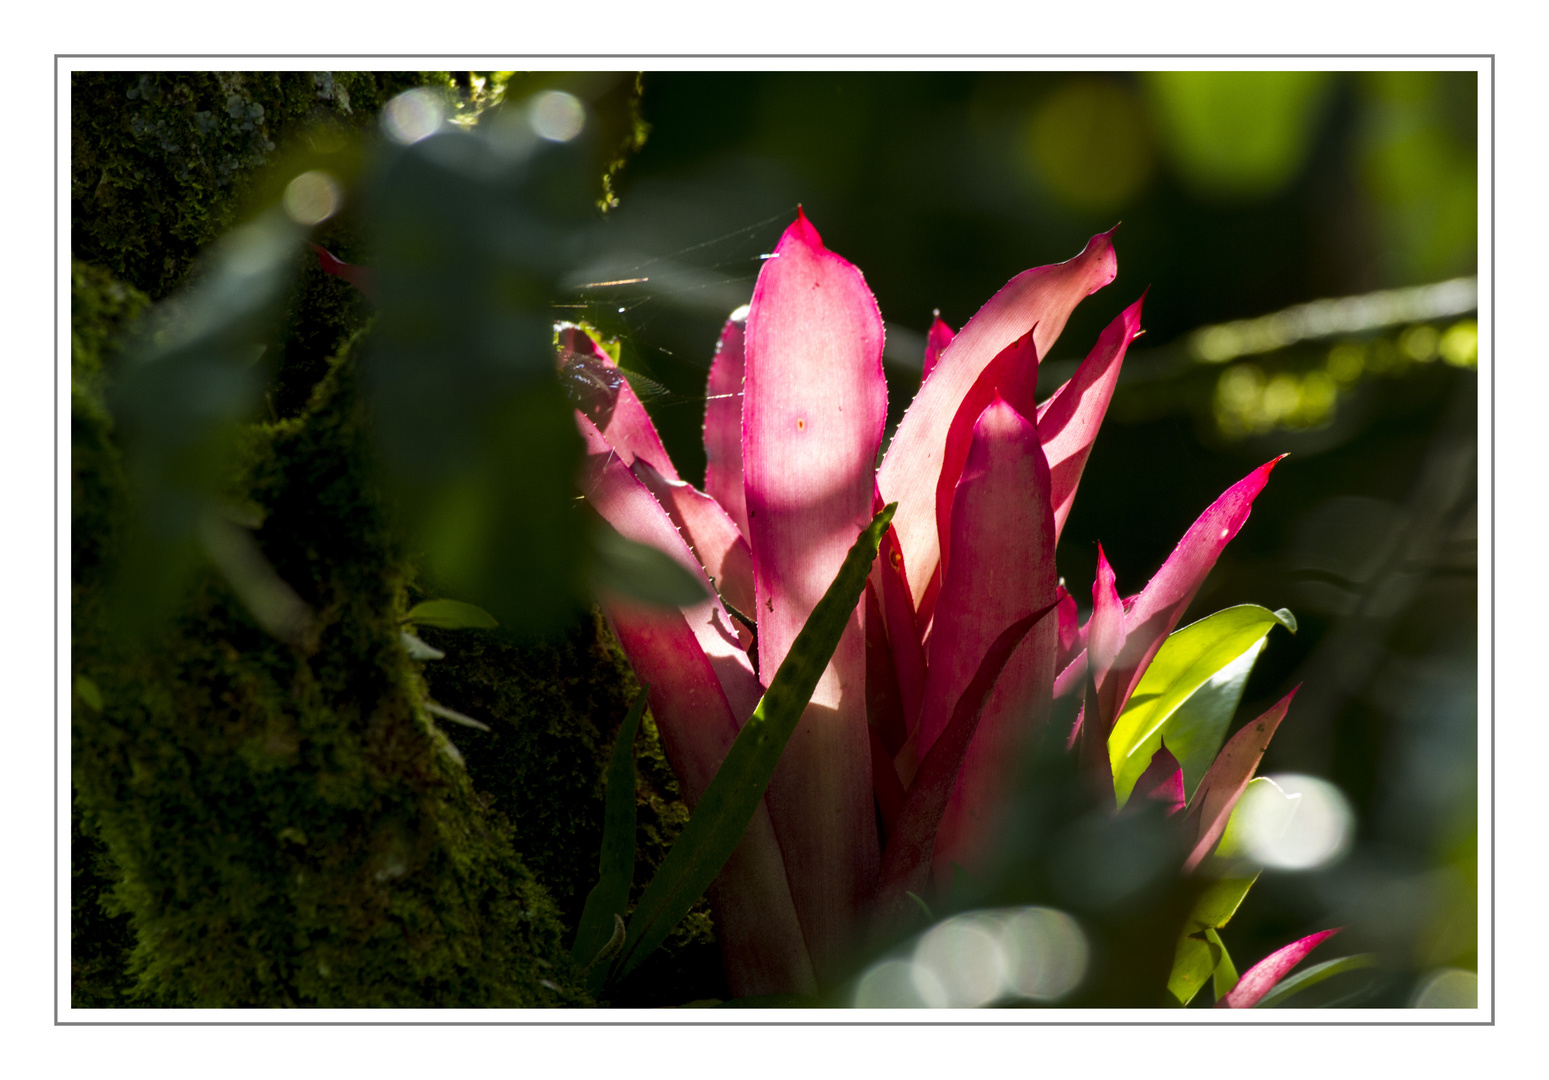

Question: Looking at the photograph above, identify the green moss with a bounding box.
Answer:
[72,285,586,1006]
[416,615,726,1006]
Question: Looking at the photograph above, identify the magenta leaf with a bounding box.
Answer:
[1055,585,1080,668]
[309,242,376,300]
[742,209,888,976]
[933,331,1040,576]
[579,420,812,995]
[874,603,1057,919]
[912,397,1059,871]
[561,324,682,484]
[703,307,750,537]
[1217,928,1342,1009]
[1183,687,1300,872]
[1037,295,1146,543]
[877,230,1117,611]
[1132,738,1185,815]
[1088,543,1128,731]
[1108,456,1286,720]
[871,482,927,736]
[631,457,756,647]
[921,311,956,381]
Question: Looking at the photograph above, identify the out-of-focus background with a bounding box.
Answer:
[573,70,1479,1004]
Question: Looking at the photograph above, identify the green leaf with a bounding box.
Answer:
[589,520,709,608]
[1254,953,1380,1009]
[1168,931,1221,1006]
[607,505,895,987]
[1208,927,1240,1000]
[1110,605,1294,804]
[572,687,648,983]
[403,599,499,630]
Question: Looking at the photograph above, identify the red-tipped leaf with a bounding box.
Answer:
[1037,295,1145,543]
[1132,738,1185,815]
[921,311,956,381]
[562,324,682,484]
[875,604,1055,918]
[877,230,1117,610]
[1183,686,1300,872]
[1108,456,1286,721]
[914,397,1059,872]
[933,331,1041,576]
[742,209,888,977]
[1217,928,1342,1009]
[631,457,756,647]
[703,307,750,537]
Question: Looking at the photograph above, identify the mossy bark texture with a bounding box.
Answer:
[73,277,587,1005]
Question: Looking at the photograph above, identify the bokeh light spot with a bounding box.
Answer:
[853,907,1089,1008]
[1024,78,1154,215]
[1237,773,1354,871]
[999,907,1089,1001]
[1439,319,1478,367]
[912,913,1006,1007]
[852,959,934,1007]
[282,170,341,226]
[1411,967,1478,1008]
[383,88,446,144]
[530,90,586,142]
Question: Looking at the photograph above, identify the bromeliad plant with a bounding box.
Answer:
[555,210,1346,1007]
[319,210,1345,1006]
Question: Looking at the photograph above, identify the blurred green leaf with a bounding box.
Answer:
[1143,71,1334,199]
[572,687,648,987]
[589,521,709,608]
[1111,605,1294,803]
[403,598,499,629]
[106,209,306,636]
[1255,953,1380,1009]
[1168,931,1220,1006]
[607,505,894,987]
[1208,927,1239,1000]
[74,675,104,713]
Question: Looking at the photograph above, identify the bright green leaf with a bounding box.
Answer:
[607,505,895,987]
[403,598,499,630]
[1168,931,1221,1006]
[1111,604,1293,804]
[572,687,648,987]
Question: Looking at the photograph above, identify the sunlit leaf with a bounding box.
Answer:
[403,598,499,630]
[572,687,648,987]
[1217,928,1342,1008]
[607,505,894,987]
[1110,604,1294,804]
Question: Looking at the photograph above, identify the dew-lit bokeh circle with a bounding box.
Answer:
[852,906,1089,1008]
[382,88,446,144]
[912,913,1006,1007]
[1239,773,1355,870]
[999,907,1089,1000]
[1411,968,1478,1008]
[530,90,585,142]
[282,170,341,226]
